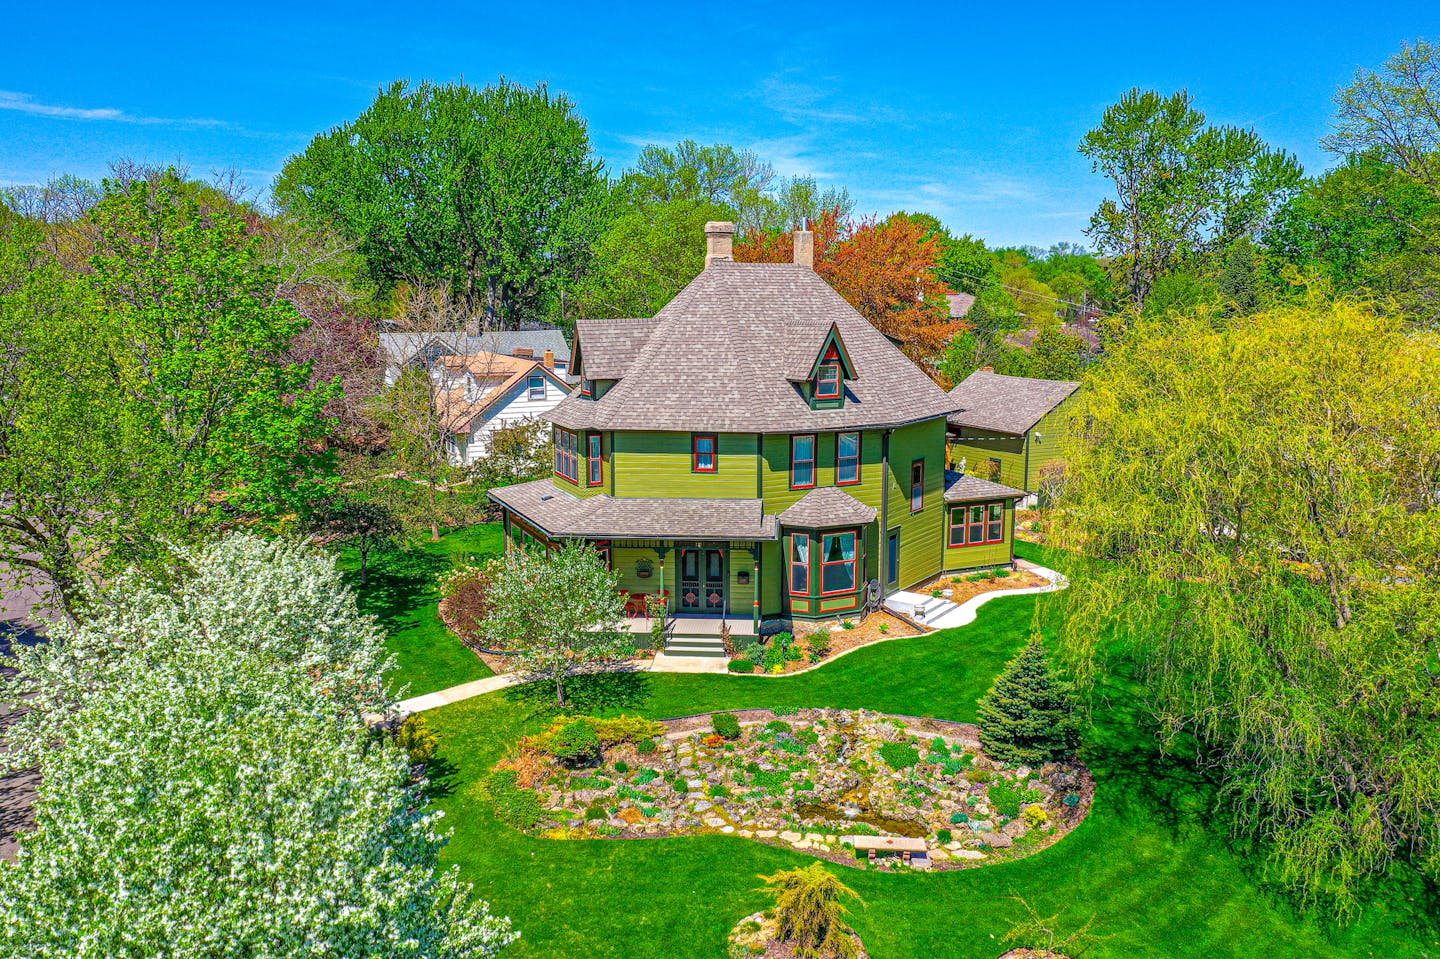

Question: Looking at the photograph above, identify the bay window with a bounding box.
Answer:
[789,533,810,596]
[820,530,858,594]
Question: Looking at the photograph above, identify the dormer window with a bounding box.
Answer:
[816,363,841,399]
[527,374,546,400]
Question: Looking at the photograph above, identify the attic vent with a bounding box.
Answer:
[513,348,535,358]
[540,492,554,501]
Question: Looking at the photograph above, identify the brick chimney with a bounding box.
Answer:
[982,365,994,373]
[542,348,555,370]
[705,221,735,267]
[793,230,814,269]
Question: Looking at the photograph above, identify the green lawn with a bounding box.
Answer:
[416,543,1438,959]
[340,524,501,696]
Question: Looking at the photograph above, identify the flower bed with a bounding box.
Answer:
[489,708,1092,870]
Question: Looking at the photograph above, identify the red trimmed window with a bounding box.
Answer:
[789,533,810,596]
[816,363,841,399]
[587,434,603,486]
[554,429,579,482]
[836,431,860,485]
[791,434,816,489]
[950,502,1006,546]
[692,434,717,473]
[820,530,858,595]
[910,459,925,512]
[580,378,593,397]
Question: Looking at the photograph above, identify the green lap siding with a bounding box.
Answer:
[948,396,1078,494]
[612,431,759,498]
[887,420,946,592]
[948,429,1027,491]
[1025,399,1077,497]
[760,539,783,617]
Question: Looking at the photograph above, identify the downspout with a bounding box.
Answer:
[1023,430,1032,494]
[878,447,888,596]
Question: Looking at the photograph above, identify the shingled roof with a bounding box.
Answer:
[570,318,656,379]
[943,470,1027,503]
[777,487,877,528]
[489,478,777,541]
[552,262,960,433]
[946,370,1080,435]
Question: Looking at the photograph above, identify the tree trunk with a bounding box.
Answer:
[360,545,369,587]
[427,484,440,542]
[555,671,566,707]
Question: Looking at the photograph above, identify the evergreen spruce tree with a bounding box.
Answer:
[975,637,1080,765]
[1219,237,1260,316]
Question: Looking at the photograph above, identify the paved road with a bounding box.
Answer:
[0,564,50,860]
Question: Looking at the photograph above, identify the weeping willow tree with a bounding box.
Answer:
[1052,298,1440,915]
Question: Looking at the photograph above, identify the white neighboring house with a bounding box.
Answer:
[381,328,574,386]
[433,350,572,466]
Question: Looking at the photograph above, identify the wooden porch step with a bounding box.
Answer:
[663,636,728,658]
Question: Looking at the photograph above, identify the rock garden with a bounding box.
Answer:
[486,707,1092,870]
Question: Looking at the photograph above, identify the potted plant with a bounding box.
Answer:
[635,558,654,579]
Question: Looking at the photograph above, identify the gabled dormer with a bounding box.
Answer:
[805,323,856,410]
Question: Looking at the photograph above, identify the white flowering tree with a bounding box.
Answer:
[0,533,515,958]
[480,541,630,706]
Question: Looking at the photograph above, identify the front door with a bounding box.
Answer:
[680,547,726,612]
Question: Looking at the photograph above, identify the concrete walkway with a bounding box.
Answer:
[395,561,1069,716]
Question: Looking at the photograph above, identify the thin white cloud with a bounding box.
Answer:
[0,90,228,129]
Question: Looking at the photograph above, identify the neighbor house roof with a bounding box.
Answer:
[553,262,961,433]
[777,487,877,529]
[943,470,1027,503]
[380,327,571,369]
[569,318,656,379]
[489,478,777,541]
[433,352,570,433]
[946,370,1080,435]
[947,292,976,320]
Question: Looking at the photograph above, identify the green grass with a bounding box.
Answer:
[340,524,501,696]
[419,586,1437,959]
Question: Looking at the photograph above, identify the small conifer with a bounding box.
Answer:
[976,636,1080,765]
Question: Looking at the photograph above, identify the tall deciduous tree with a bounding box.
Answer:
[479,542,629,706]
[1079,88,1303,314]
[1052,299,1440,913]
[277,79,608,327]
[736,209,962,376]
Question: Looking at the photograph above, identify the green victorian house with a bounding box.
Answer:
[489,222,1026,645]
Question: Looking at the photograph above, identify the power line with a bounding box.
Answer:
[940,267,1124,322]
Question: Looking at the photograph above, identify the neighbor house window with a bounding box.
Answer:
[789,533,810,596]
[910,459,925,512]
[528,374,546,400]
[820,530,858,595]
[692,434,717,473]
[791,434,816,489]
[554,428,579,482]
[587,434,603,486]
[836,431,860,485]
[816,363,841,399]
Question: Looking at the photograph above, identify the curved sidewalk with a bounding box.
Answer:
[394,563,1067,716]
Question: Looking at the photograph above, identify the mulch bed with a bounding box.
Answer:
[912,567,1050,606]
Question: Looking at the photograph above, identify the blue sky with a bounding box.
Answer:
[0,1,1432,247]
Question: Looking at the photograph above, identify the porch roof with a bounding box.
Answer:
[777,486,877,529]
[488,478,778,541]
[943,470,1027,503]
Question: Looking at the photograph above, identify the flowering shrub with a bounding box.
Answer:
[0,533,514,958]
[703,733,725,747]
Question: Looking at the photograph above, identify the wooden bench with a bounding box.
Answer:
[842,835,928,864]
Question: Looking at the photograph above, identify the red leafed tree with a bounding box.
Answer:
[736,209,964,380]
